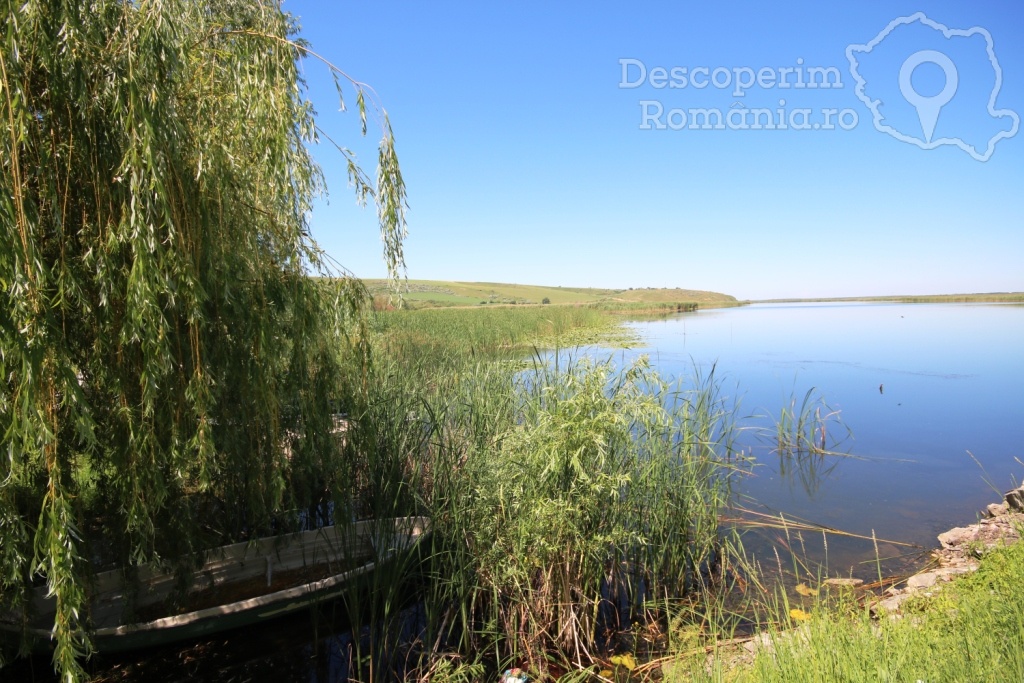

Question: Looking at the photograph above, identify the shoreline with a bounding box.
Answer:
[871,484,1024,615]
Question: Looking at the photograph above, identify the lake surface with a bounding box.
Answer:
[610,301,1024,576]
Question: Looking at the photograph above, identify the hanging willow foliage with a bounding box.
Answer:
[0,0,406,677]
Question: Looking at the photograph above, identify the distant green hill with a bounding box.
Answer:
[363,279,738,310]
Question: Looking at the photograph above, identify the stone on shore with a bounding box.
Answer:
[872,493,1022,619]
[985,502,1009,518]
[906,572,937,589]
[1004,484,1024,512]
[823,578,864,588]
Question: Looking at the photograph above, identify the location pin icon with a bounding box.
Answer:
[899,50,958,143]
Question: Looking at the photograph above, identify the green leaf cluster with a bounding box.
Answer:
[431,356,738,670]
[0,1,405,678]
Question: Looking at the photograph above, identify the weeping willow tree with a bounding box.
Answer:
[0,0,406,677]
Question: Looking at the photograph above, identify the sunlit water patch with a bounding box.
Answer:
[598,302,1024,577]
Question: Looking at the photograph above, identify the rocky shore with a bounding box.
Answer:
[872,484,1024,615]
[705,484,1024,674]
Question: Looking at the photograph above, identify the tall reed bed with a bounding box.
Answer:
[368,306,618,364]
[336,314,745,678]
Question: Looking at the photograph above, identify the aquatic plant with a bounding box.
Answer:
[343,338,744,677]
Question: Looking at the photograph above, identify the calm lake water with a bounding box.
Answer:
[613,301,1024,575]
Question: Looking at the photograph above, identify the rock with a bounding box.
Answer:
[824,578,864,588]
[906,572,937,589]
[986,502,1009,518]
[934,565,977,580]
[937,526,977,549]
[873,593,910,615]
[742,631,775,655]
[1004,485,1024,512]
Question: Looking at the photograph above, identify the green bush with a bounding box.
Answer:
[420,356,739,674]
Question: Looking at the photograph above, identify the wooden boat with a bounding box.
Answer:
[2,516,429,653]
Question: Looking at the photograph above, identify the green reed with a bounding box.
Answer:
[764,387,854,499]
[336,315,746,679]
[301,305,891,681]
[367,305,622,365]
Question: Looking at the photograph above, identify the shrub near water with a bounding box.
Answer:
[417,355,741,674]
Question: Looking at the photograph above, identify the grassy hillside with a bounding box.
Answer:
[364,279,738,309]
[361,280,1021,310]
[608,287,740,305]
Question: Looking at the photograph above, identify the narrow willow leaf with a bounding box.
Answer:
[0,2,405,680]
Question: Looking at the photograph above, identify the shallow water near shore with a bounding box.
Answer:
[610,301,1024,577]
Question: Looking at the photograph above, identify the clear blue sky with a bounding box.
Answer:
[284,1,1023,300]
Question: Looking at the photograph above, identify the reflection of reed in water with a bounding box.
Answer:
[766,388,852,499]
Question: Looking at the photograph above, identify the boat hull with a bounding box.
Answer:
[2,516,429,654]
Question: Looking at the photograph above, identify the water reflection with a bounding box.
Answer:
[758,386,853,500]
[617,302,1024,570]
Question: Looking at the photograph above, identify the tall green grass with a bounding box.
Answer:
[367,305,630,372]
[329,303,748,679]
[581,301,700,313]
[422,357,740,673]
[667,536,1024,682]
